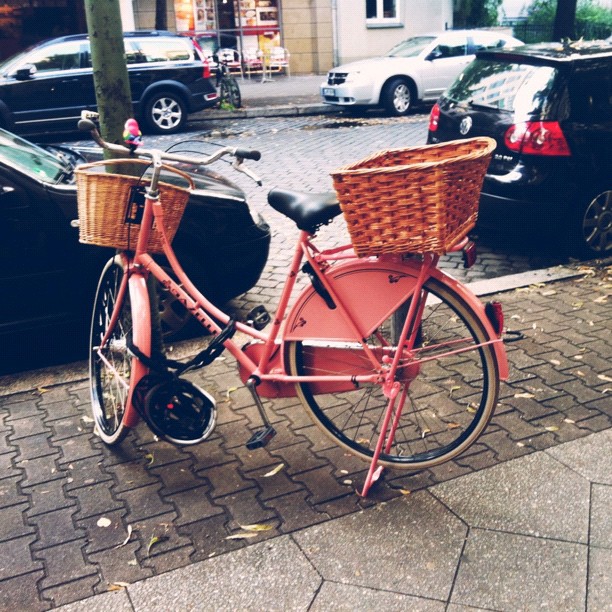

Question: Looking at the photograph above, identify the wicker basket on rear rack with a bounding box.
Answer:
[75,158,194,254]
[331,137,496,256]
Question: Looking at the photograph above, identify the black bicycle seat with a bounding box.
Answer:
[268,188,342,233]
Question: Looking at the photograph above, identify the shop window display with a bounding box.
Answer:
[175,0,281,61]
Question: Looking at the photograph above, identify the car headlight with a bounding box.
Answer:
[343,72,362,84]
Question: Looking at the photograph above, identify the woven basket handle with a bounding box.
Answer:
[77,158,196,191]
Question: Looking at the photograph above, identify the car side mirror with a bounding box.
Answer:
[12,64,37,80]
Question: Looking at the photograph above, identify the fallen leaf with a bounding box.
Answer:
[421,428,431,439]
[550,359,561,366]
[36,387,49,395]
[541,289,557,296]
[593,295,608,304]
[108,582,130,591]
[514,392,535,399]
[597,374,612,383]
[97,517,112,528]
[262,463,285,477]
[128,560,137,566]
[466,405,477,414]
[226,532,259,540]
[342,479,353,485]
[572,301,584,309]
[144,453,154,465]
[81,415,94,423]
[516,442,525,447]
[356,438,370,445]
[114,525,133,549]
[239,523,274,532]
[447,422,461,429]
[399,489,411,495]
[545,425,559,432]
[564,418,576,424]
[147,535,169,555]
[603,388,612,394]
[225,387,238,399]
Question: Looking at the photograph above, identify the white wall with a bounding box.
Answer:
[334,0,453,65]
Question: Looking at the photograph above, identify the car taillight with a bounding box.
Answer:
[504,121,570,156]
[429,102,440,132]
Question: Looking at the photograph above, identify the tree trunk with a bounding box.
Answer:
[83,0,133,153]
[553,0,578,40]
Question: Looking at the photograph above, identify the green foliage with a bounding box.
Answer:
[454,0,503,27]
[526,0,612,25]
[516,0,612,41]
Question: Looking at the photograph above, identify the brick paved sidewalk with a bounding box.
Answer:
[0,262,610,610]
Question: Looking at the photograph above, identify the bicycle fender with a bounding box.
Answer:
[123,270,151,427]
[282,257,508,380]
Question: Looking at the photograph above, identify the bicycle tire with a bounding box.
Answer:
[90,255,145,445]
[286,276,500,470]
[220,77,242,109]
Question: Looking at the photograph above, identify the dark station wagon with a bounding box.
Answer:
[0,31,219,136]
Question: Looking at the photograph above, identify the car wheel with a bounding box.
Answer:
[143,91,187,134]
[381,78,413,116]
[572,188,612,258]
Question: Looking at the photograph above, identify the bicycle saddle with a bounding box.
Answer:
[268,188,342,233]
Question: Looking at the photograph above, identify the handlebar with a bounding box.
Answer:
[77,112,263,185]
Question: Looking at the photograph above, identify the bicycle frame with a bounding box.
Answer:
[93,145,509,497]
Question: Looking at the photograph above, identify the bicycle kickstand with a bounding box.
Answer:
[359,382,406,497]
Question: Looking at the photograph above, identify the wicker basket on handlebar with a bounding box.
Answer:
[75,159,194,253]
[331,137,496,256]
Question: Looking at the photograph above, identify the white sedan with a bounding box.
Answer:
[321,30,523,116]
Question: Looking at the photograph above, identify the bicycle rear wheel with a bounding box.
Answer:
[286,276,500,470]
[89,255,139,445]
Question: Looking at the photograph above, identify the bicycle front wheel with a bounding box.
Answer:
[286,277,500,470]
[89,255,137,445]
[220,77,242,108]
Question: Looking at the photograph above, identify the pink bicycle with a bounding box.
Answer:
[77,116,508,497]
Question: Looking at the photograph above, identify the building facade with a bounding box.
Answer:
[1,0,453,73]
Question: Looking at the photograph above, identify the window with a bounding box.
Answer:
[23,41,83,73]
[134,39,192,64]
[366,0,398,23]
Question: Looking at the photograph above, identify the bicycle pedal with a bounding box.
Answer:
[246,426,276,450]
[246,305,271,331]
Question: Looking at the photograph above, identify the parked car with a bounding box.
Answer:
[321,30,523,116]
[0,31,218,136]
[427,40,612,257]
[0,127,270,374]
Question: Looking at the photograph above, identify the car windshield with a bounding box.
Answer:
[445,58,558,115]
[0,129,68,183]
[386,36,436,58]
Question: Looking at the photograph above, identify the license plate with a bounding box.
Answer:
[322,88,335,96]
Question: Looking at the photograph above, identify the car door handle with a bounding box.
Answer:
[1,186,15,195]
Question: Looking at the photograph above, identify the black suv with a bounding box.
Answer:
[0,31,219,135]
[428,41,612,257]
